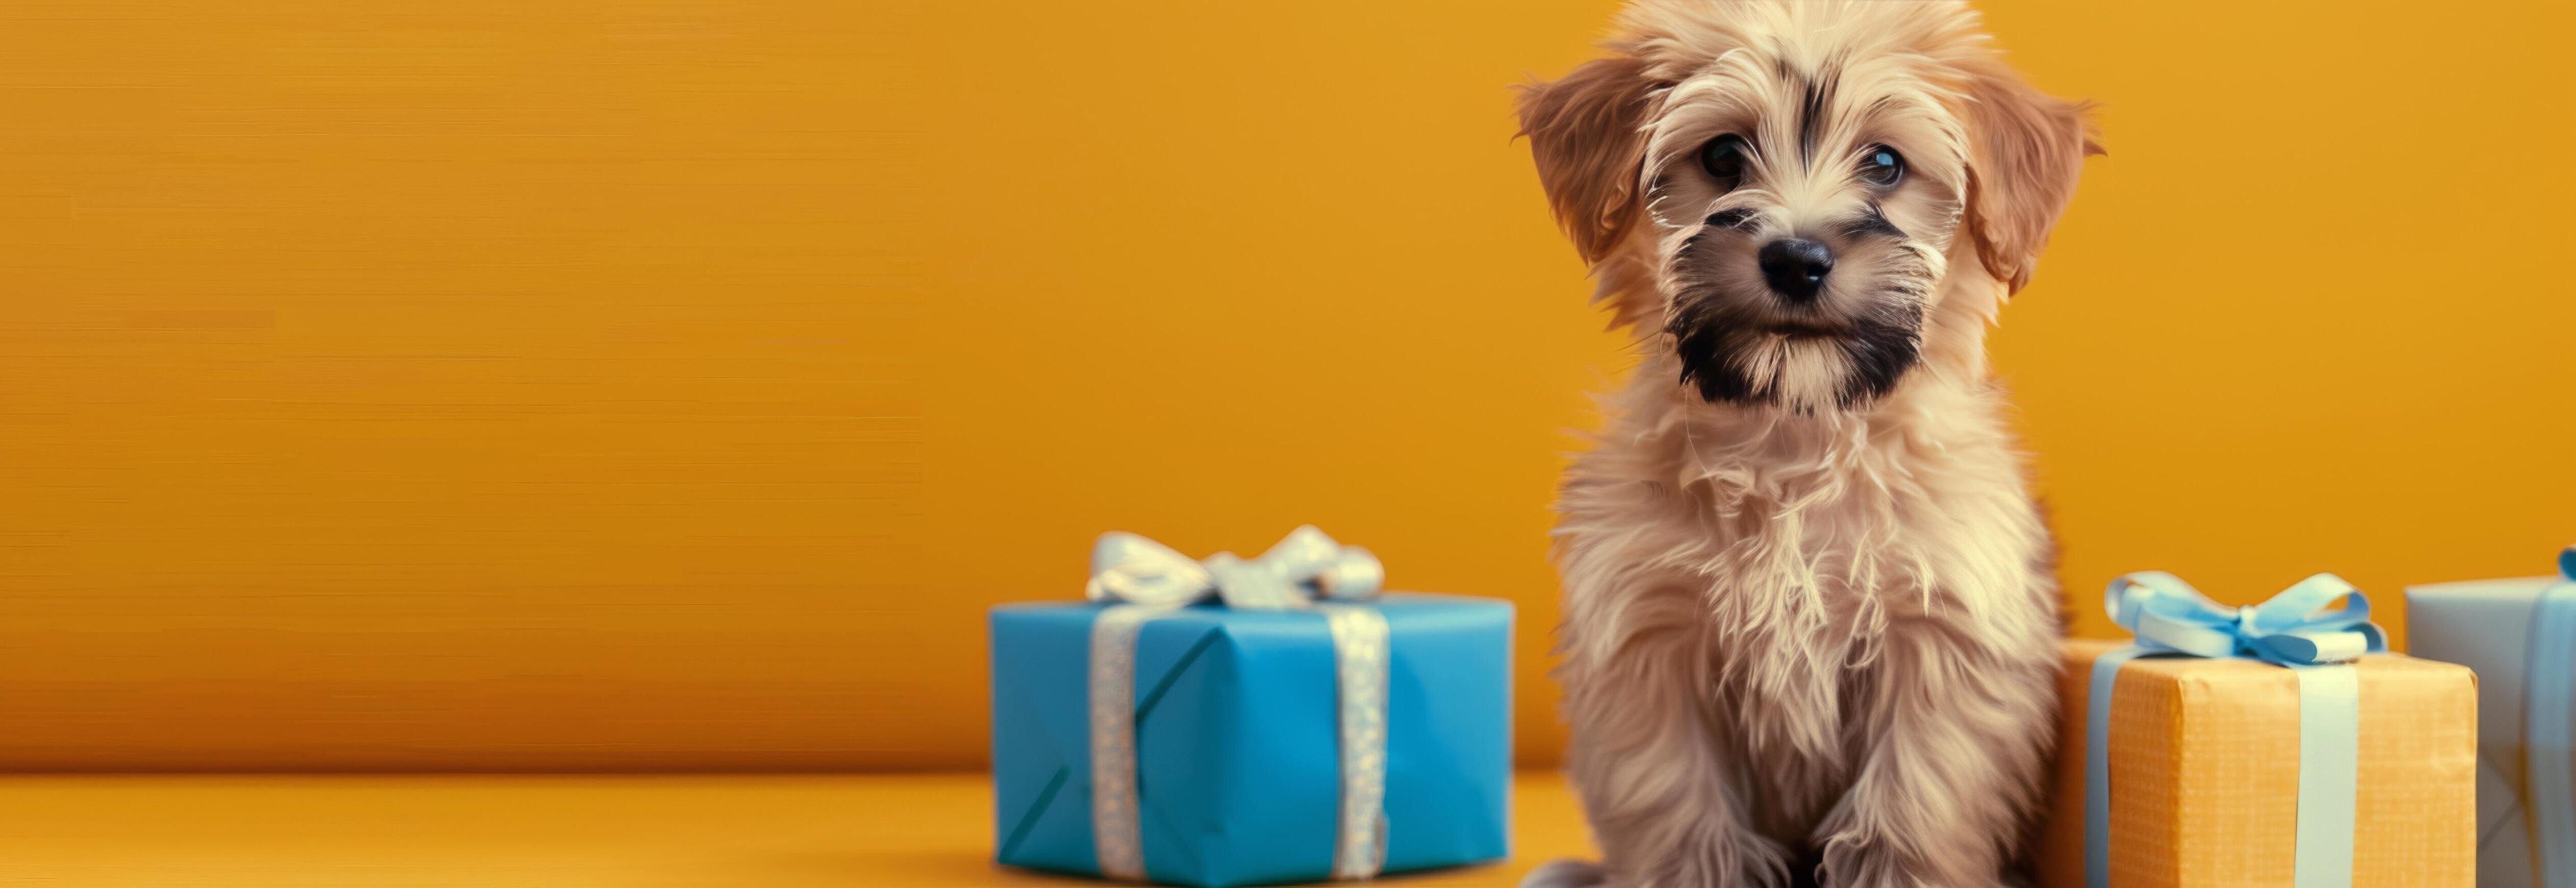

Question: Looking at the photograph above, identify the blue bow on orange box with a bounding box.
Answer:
[2103,570,2387,665]
[2085,571,2387,888]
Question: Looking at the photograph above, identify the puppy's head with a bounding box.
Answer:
[1518,1,2097,413]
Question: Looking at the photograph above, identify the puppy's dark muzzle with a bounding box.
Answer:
[1757,238,1835,302]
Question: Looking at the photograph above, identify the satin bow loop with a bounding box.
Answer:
[1085,526,1383,611]
[2104,570,2386,667]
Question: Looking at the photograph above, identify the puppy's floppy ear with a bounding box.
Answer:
[1958,59,2101,294]
[1516,54,1655,264]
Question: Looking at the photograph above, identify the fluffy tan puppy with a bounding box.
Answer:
[1516,3,2097,887]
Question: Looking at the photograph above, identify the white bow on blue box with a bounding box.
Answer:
[988,527,1513,887]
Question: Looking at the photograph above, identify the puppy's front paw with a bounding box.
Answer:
[1814,830,2008,888]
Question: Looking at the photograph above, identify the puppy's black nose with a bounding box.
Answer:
[1757,238,1835,302]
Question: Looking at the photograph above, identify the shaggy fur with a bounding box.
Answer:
[1517,3,2097,887]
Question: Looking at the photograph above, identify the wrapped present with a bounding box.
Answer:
[2406,546,2576,888]
[987,526,1511,887]
[2035,572,2478,888]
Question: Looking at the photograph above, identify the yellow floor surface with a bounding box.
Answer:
[0,772,1593,887]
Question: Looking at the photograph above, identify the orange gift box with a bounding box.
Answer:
[2033,639,2479,888]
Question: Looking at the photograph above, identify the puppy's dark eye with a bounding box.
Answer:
[1699,134,1749,192]
[1860,144,1904,188]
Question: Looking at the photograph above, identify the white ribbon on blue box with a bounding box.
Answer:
[2086,570,2388,888]
[988,527,1512,887]
[2407,546,2576,888]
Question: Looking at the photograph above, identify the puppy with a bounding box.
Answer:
[1517,3,2096,887]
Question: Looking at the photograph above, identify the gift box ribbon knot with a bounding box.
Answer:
[2087,571,2388,888]
[1083,526,1390,882]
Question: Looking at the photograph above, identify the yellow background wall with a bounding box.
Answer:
[2,1,2569,771]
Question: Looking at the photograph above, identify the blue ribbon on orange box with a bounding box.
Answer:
[2084,571,2388,888]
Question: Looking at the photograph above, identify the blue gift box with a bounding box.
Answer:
[988,593,1512,887]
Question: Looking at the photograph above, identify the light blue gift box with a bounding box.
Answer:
[2405,547,2576,888]
[987,528,1512,887]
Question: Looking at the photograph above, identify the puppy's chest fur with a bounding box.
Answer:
[1557,362,2058,816]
